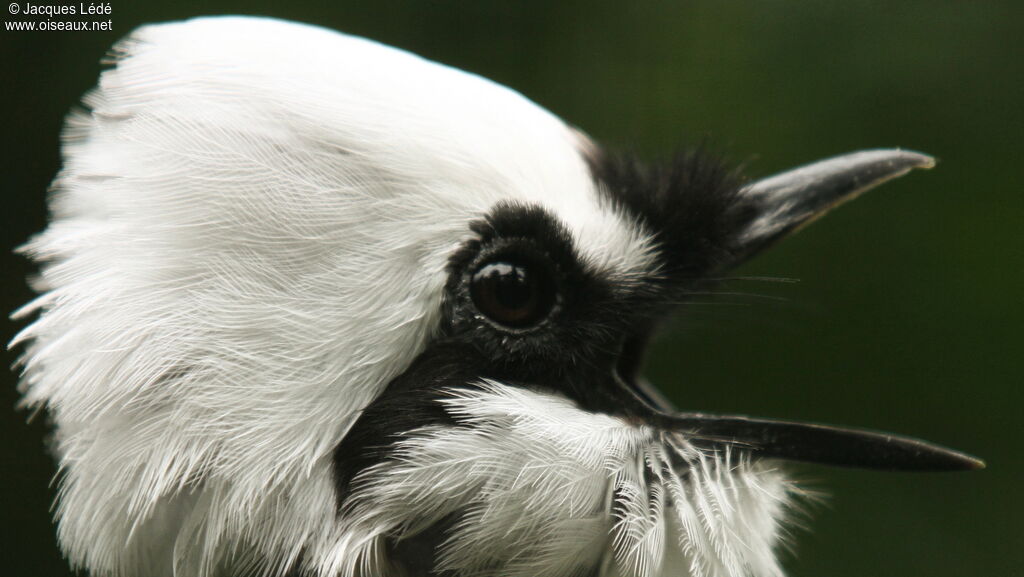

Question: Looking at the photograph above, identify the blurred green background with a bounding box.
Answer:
[1,2,1020,576]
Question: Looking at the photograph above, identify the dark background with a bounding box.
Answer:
[2,2,1020,576]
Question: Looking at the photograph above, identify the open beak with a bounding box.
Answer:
[730,148,938,261]
[624,149,984,472]
[651,411,984,471]
[625,376,983,472]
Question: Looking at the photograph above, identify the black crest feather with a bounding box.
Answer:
[586,144,757,282]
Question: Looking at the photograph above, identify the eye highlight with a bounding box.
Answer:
[470,258,556,328]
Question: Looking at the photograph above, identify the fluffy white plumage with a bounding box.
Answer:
[333,383,794,577]
[13,15,799,577]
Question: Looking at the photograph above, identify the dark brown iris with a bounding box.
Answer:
[470,259,555,328]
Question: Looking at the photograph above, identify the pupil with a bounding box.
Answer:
[491,263,533,311]
[470,259,554,328]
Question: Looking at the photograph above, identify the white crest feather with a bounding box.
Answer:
[11,15,796,577]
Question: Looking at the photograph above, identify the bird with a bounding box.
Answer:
[10,15,983,577]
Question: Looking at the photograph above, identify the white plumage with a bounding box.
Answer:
[11,15,678,577]
[332,383,794,577]
[12,14,974,577]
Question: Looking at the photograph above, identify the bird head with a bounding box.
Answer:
[12,16,981,577]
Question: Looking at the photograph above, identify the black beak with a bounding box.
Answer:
[624,375,983,471]
[622,149,984,472]
[728,148,938,266]
[652,411,984,471]
[624,377,983,471]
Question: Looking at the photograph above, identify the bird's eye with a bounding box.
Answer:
[470,259,556,328]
